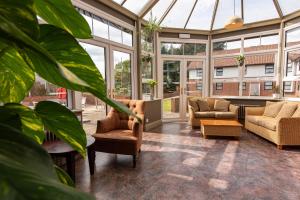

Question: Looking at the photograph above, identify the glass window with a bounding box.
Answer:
[286,27,300,47]
[79,10,93,33]
[144,0,173,22]
[161,0,197,28]
[283,81,300,98]
[216,83,223,90]
[285,50,300,77]
[265,65,274,74]
[93,16,109,39]
[213,40,241,55]
[213,82,239,96]
[172,43,184,55]
[109,22,122,44]
[213,57,239,78]
[122,29,133,46]
[244,35,278,52]
[196,83,203,90]
[184,43,206,55]
[196,69,203,77]
[277,0,300,15]
[216,68,223,76]
[161,43,172,54]
[242,82,246,90]
[186,0,216,30]
[244,54,276,77]
[264,81,273,90]
[123,0,150,14]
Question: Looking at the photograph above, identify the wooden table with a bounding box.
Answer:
[200,119,242,139]
[43,135,95,182]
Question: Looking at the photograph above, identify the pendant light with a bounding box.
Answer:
[224,0,244,29]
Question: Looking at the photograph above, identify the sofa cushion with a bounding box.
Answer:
[292,106,300,118]
[275,103,298,120]
[188,98,199,112]
[259,118,277,131]
[263,102,284,118]
[247,115,262,125]
[194,112,215,118]
[206,98,216,111]
[197,99,210,112]
[215,112,236,119]
[214,100,230,112]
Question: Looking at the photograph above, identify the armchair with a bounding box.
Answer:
[92,100,145,168]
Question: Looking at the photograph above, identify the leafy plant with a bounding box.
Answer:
[142,13,161,42]
[236,54,245,66]
[141,54,152,63]
[147,79,158,88]
[0,0,135,199]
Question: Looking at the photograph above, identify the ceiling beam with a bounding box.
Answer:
[210,0,219,31]
[282,10,300,22]
[121,0,127,6]
[139,0,159,18]
[184,0,198,29]
[97,0,138,20]
[273,0,283,18]
[241,0,244,19]
[158,0,177,25]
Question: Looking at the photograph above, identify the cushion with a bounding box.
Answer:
[259,118,277,131]
[214,100,230,112]
[197,99,210,112]
[188,98,199,112]
[275,103,298,120]
[292,106,300,118]
[263,102,284,118]
[247,115,262,125]
[206,98,216,111]
[194,112,215,118]
[215,112,236,119]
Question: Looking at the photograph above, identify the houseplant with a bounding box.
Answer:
[236,54,245,66]
[147,79,158,100]
[0,0,135,199]
[142,13,161,43]
[272,85,281,99]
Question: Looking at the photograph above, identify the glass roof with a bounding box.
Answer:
[112,0,300,31]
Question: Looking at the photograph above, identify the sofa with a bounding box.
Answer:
[245,101,300,149]
[188,97,239,128]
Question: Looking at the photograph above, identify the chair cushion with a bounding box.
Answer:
[214,100,230,112]
[93,130,137,142]
[197,99,210,112]
[259,118,277,131]
[215,112,236,119]
[188,98,199,112]
[194,111,215,118]
[292,106,300,118]
[275,103,298,119]
[263,101,284,118]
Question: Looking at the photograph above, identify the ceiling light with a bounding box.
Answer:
[224,0,244,29]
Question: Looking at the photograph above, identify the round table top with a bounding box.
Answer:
[43,135,95,154]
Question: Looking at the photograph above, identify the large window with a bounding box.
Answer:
[161,42,206,55]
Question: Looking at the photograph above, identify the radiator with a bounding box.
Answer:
[235,104,260,120]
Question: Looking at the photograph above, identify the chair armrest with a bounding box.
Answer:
[245,107,265,116]
[277,118,300,145]
[229,104,239,118]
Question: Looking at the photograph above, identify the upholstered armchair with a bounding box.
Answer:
[92,100,145,168]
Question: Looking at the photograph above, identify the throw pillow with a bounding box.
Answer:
[275,103,298,119]
[214,100,230,112]
[263,102,284,118]
[292,106,300,118]
[197,99,210,112]
[188,98,199,112]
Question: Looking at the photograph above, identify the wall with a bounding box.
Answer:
[214,67,239,78]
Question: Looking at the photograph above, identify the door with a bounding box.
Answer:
[161,59,205,120]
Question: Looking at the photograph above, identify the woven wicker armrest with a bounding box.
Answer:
[277,117,300,145]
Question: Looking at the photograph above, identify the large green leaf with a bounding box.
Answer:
[34,0,91,39]
[35,101,87,157]
[0,123,94,200]
[0,40,35,103]
[0,0,39,39]
[55,165,75,187]
[1,103,44,144]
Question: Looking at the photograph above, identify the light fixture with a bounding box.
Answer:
[224,0,244,29]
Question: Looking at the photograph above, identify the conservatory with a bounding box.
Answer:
[3,0,300,199]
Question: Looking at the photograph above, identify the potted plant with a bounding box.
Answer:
[147,79,158,100]
[141,54,152,63]
[142,13,161,43]
[236,54,245,66]
[272,85,281,99]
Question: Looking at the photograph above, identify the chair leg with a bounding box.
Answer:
[132,154,136,168]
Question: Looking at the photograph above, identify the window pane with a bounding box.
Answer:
[195,44,206,55]
[93,16,109,39]
[161,42,172,54]
[277,0,300,15]
[186,0,216,30]
[286,50,300,77]
[244,0,279,23]
[286,27,300,47]
[161,0,197,29]
[122,29,133,46]
[79,11,93,33]
[283,81,300,97]
[184,43,196,55]
[141,55,153,100]
[242,81,275,96]
[213,40,241,55]
[123,0,150,14]
[186,61,204,97]
[109,22,122,43]
[144,0,173,21]
[172,43,183,55]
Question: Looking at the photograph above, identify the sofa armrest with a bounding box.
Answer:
[245,107,265,116]
[277,118,300,145]
[229,104,239,118]
[188,105,195,117]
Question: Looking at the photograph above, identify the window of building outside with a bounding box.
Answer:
[161,42,206,55]
[264,81,273,90]
[265,65,274,74]
[215,83,223,90]
[196,83,202,91]
[283,25,300,98]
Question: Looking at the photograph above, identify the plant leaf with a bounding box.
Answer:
[1,103,44,144]
[0,40,35,103]
[35,101,87,157]
[0,123,94,200]
[54,165,75,187]
[34,0,91,39]
[0,0,39,39]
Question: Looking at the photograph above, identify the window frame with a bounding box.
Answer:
[215,83,223,90]
[264,81,273,90]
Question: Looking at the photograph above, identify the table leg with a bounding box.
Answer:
[87,145,95,175]
[66,152,76,182]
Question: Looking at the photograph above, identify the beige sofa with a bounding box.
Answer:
[188,97,239,128]
[245,101,300,149]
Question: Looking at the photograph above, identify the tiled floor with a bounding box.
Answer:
[76,122,300,200]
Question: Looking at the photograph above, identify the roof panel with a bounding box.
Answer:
[186,0,216,30]
[277,0,300,15]
[161,0,197,29]
[244,0,279,23]
[143,0,173,21]
[123,0,150,14]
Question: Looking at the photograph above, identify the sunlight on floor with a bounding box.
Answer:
[208,178,228,190]
[182,153,207,167]
[167,173,194,181]
[216,141,239,175]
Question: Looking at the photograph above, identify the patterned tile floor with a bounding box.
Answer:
[76,122,300,200]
